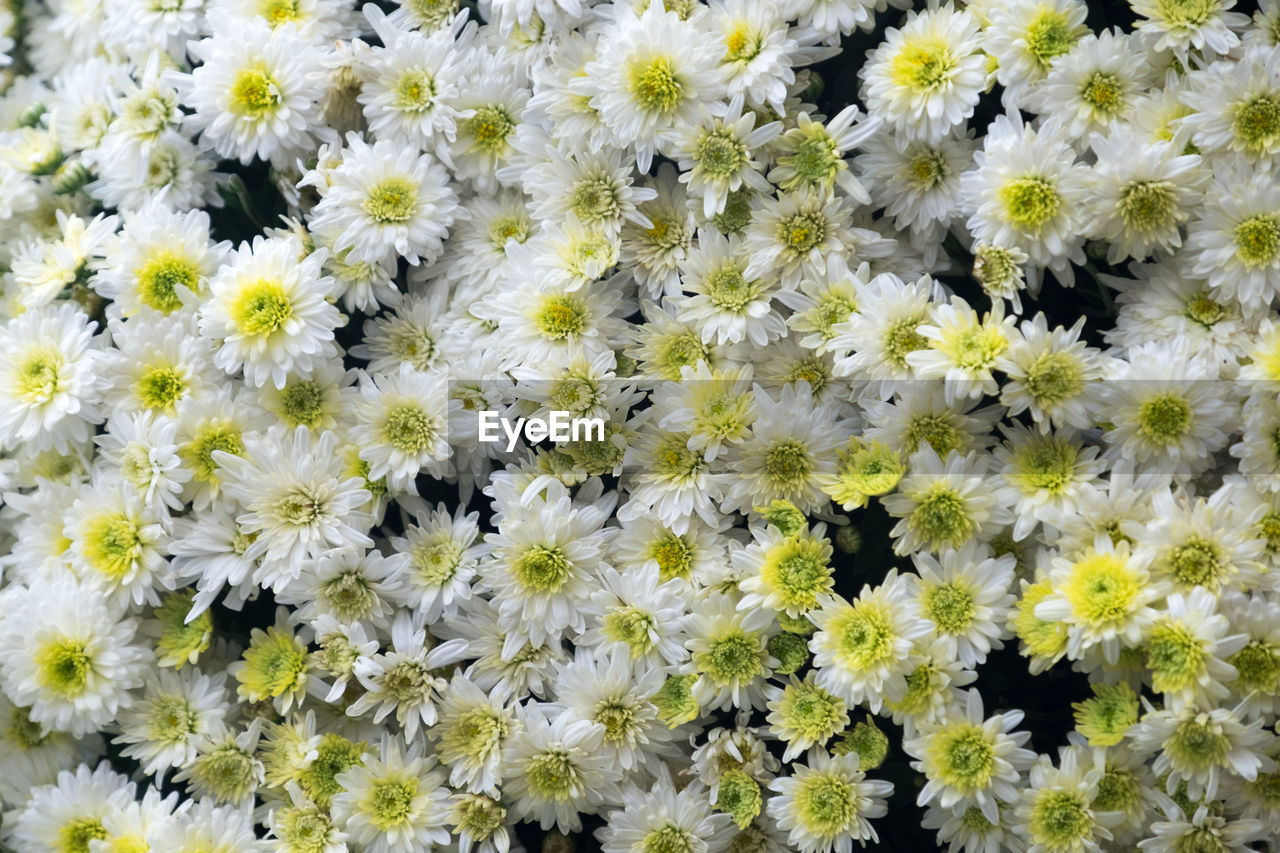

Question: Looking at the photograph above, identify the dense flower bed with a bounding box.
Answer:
[2,0,1280,851]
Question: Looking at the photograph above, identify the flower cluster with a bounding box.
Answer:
[2,0,1280,852]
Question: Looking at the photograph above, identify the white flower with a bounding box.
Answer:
[428,675,515,796]
[578,0,727,172]
[1129,700,1275,801]
[1130,0,1248,58]
[684,591,777,713]
[213,426,373,592]
[860,4,986,144]
[1182,158,1280,310]
[1032,29,1153,142]
[177,21,325,167]
[0,302,103,454]
[308,133,462,267]
[332,734,452,853]
[350,364,456,493]
[113,667,231,778]
[65,474,171,608]
[673,228,786,346]
[6,763,137,852]
[0,578,151,737]
[766,748,894,853]
[199,235,343,389]
[982,0,1089,107]
[347,614,455,741]
[882,445,1016,556]
[599,766,735,853]
[912,543,1016,668]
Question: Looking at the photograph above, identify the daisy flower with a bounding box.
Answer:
[1012,746,1118,853]
[0,301,103,455]
[617,423,728,534]
[912,543,1016,668]
[856,127,975,238]
[449,67,528,192]
[735,522,836,619]
[982,0,1089,107]
[581,562,690,668]
[347,614,456,741]
[0,578,151,737]
[1083,130,1208,264]
[350,365,456,493]
[1129,486,1265,596]
[113,667,230,778]
[474,279,630,371]
[1034,536,1161,664]
[684,591,778,712]
[428,675,515,796]
[829,271,939,400]
[1032,29,1152,142]
[707,0,806,113]
[1130,0,1248,58]
[769,105,877,200]
[1129,700,1275,801]
[1182,158,1280,309]
[177,21,325,167]
[308,133,461,268]
[765,674,851,763]
[882,445,1017,556]
[65,474,170,608]
[960,111,1089,277]
[995,422,1105,540]
[502,702,622,832]
[1221,592,1280,718]
[5,763,137,853]
[332,734,452,853]
[907,296,1015,404]
[859,4,985,144]
[674,228,786,347]
[1144,586,1247,710]
[521,141,657,237]
[672,99,781,219]
[599,766,735,853]
[808,570,932,713]
[766,748,893,853]
[198,234,343,389]
[904,688,1036,824]
[998,313,1112,433]
[214,425,373,592]
[744,189,860,287]
[578,0,726,172]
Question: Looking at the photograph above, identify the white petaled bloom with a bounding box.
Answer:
[1221,592,1280,719]
[982,0,1089,107]
[1129,700,1275,801]
[347,614,455,742]
[907,297,1016,404]
[960,112,1089,277]
[912,543,1016,668]
[998,313,1113,433]
[736,522,836,620]
[1083,130,1209,264]
[428,675,516,796]
[1099,341,1235,476]
[766,748,894,853]
[707,0,803,113]
[214,426,373,592]
[6,762,137,853]
[1181,47,1280,160]
[1183,159,1280,310]
[473,280,629,371]
[502,702,623,832]
[829,271,939,400]
[904,688,1036,824]
[744,189,862,288]
[0,302,103,455]
[673,228,786,347]
[177,21,325,167]
[308,133,462,267]
[764,673,851,763]
[99,310,219,418]
[112,667,231,778]
[1138,801,1267,853]
[354,6,472,160]
[390,500,485,624]
[167,503,262,618]
[599,766,735,853]
[768,105,878,201]
[1013,746,1120,853]
[1131,0,1249,58]
[350,365,456,493]
[578,0,727,172]
[199,235,343,389]
[855,128,976,239]
[683,591,778,712]
[1034,536,1161,665]
[859,4,985,144]
[721,382,849,516]
[882,445,1016,556]
[332,734,452,853]
[0,578,151,737]
[282,546,408,633]
[1142,586,1248,711]
[94,200,227,319]
[556,649,679,775]
[994,421,1105,539]
[808,570,932,713]
[65,474,170,608]
[617,423,728,535]
[1032,30,1153,143]
[673,101,781,219]
[478,490,611,649]
[580,562,690,669]
[521,142,657,237]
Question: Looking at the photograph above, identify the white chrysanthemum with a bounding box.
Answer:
[177,21,325,167]
[904,688,1036,824]
[87,128,221,212]
[735,522,836,620]
[960,111,1089,277]
[354,6,472,159]
[347,614,455,741]
[1032,29,1152,142]
[1143,586,1248,711]
[167,503,262,617]
[6,762,137,853]
[994,421,1104,540]
[65,474,170,608]
[1012,746,1119,853]
[308,133,462,268]
[349,364,455,493]
[907,297,1016,404]
[428,675,515,796]
[706,0,807,113]
[580,562,690,669]
[1129,700,1275,801]
[912,543,1016,668]
[474,280,630,371]
[744,189,863,288]
[199,235,343,389]
[1035,536,1161,664]
[1183,159,1280,310]
[332,734,452,853]
[0,302,102,455]
[1130,0,1248,57]
[684,591,778,712]
[1127,486,1264,596]
[829,270,940,400]
[860,4,985,144]
[100,310,220,418]
[502,702,622,832]
[766,748,894,853]
[0,578,151,737]
[113,667,231,778]
[982,0,1089,107]
[998,312,1114,433]
[862,383,1001,460]
[809,570,931,713]
[674,228,785,346]
[856,127,975,241]
[578,0,726,172]
[769,105,877,200]
[600,766,735,853]
[389,499,485,623]
[214,426,373,592]
[882,445,1016,556]
[209,0,359,42]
